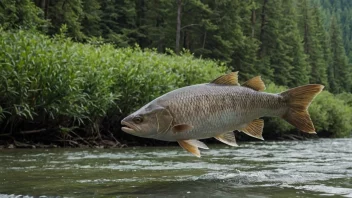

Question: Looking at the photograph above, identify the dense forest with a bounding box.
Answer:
[2,0,352,92]
[1,0,352,147]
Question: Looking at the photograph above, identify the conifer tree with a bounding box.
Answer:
[200,0,258,79]
[81,0,101,38]
[257,0,308,86]
[46,0,84,40]
[297,0,328,86]
[0,0,44,30]
[329,16,351,93]
[281,1,309,87]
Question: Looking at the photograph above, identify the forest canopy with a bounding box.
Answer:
[1,0,351,93]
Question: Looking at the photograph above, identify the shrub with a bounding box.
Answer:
[0,30,226,137]
[0,29,351,143]
[310,91,352,137]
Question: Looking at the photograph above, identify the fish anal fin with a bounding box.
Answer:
[185,139,209,149]
[211,72,240,86]
[215,132,238,147]
[172,124,193,133]
[177,139,209,157]
[242,76,266,91]
[240,119,264,140]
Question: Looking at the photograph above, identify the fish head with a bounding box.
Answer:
[121,104,173,138]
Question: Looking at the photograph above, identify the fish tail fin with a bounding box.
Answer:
[280,84,324,134]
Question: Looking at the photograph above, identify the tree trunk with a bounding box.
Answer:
[34,0,48,19]
[303,0,309,54]
[175,0,182,54]
[44,0,49,19]
[251,9,256,38]
[258,0,268,58]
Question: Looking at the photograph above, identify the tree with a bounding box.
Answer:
[297,0,328,86]
[257,0,308,86]
[0,0,45,30]
[34,0,85,40]
[81,0,101,38]
[328,16,352,93]
[175,0,182,54]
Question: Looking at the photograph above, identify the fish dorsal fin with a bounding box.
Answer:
[240,119,265,140]
[211,72,240,85]
[172,124,193,133]
[242,76,266,91]
[177,140,209,157]
[215,132,238,147]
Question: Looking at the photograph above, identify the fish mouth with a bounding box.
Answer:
[121,120,136,134]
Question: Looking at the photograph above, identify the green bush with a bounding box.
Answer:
[0,30,351,141]
[0,30,226,136]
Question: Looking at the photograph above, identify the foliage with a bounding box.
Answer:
[297,0,328,86]
[0,0,46,30]
[0,30,226,136]
[1,0,352,93]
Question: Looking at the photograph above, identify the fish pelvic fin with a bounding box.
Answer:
[211,72,240,85]
[240,119,264,140]
[242,76,266,91]
[177,139,209,157]
[215,132,238,147]
[172,124,193,133]
[280,84,324,134]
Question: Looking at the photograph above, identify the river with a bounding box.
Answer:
[0,138,351,197]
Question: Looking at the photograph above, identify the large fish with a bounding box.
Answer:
[121,72,324,157]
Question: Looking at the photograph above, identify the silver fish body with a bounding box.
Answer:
[121,72,324,157]
[147,83,286,141]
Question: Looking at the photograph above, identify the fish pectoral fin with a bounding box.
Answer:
[240,119,265,140]
[172,124,193,133]
[210,72,240,86]
[242,76,266,91]
[215,132,238,147]
[177,139,209,157]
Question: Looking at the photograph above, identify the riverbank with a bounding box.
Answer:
[1,30,352,145]
[0,130,319,149]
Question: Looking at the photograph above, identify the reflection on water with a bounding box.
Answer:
[0,139,351,197]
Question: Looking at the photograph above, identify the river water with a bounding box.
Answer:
[0,138,351,198]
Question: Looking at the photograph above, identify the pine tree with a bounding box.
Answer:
[281,1,309,87]
[297,0,328,86]
[138,0,173,52]
[100,0,146,47]
[0,0,45,30]
[186,0,259,79]
[99,0,120,44]
[257,0,308,86]
[329,16,352,93]
[33,0,85,40]
[81,0,101,38]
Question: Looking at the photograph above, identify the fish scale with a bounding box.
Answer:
[153,84,286,141]
[121,72,324,157]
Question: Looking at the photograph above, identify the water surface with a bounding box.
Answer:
[0,139,351,197]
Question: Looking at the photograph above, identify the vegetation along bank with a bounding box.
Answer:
[1,0,352,147]
[0,30,351,148]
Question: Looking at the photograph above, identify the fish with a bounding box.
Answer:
[121,72,324,157]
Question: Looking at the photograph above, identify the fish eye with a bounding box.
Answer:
[133,116,143,124]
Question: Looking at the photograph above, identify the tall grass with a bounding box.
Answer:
[0,30,226,138]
